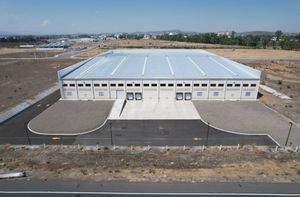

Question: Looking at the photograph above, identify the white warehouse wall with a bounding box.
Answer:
[60,79,259,101]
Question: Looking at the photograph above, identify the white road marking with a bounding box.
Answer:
[0,191,299,196]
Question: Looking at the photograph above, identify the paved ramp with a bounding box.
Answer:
[28,100,114,135]
[193,100,300,146]
[110,101,200,120]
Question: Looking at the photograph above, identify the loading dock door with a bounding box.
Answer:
[116,90,125,99]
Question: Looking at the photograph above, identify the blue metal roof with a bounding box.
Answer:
[60,49,261,80]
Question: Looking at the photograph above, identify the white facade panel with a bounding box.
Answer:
[62,80,78,99]
[93,80,110,99]
[109,80,125,99]
[192,80,209,100]
[143,80,159,100]
[225,80,242,100]
[77,80,93,100]
[241,80,259,100]
[208,80,225,100]
[159,80,175,100]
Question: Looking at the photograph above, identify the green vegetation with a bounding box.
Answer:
[157,30,300,50]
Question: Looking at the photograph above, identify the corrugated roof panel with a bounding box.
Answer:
[60,49,260,80]
[168,55,204,78]
[143,55,173,78]
[112,55,144,78]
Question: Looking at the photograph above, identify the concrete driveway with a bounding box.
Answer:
[193,100,300,146]
[28,100,114,135]
[110,100,200,120]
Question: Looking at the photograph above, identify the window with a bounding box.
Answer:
[118,83,124,87]
[127,92,134,100]
[218,84,224,87]
[177,83,183,87]
[194,83,200,87]
[63,84,68,87]
[94,83,100,87]
[251,84,256,87]
[210,84,216,87]
[227,84,233,87]
[160,83,166,87]
[143,83,149,87]
[201,83,207,87]
[85,84,91,87]
[243,84,249,87]
[101,83,107,87]
[70,84,75,87]
[78,84,83,87]
[213,92,219,96]
[151,83,157,87]
[110,83,116,87]
[168,83,174,87]
[235,84,241,87]
[176,93,183,100]
[197,92,203,96]
[245,92,251,96]
[185,92,192,100]
[127,83,133,87]
[134,83,140,87]
[98,92,104,96]
[135,92,142,100]
[185,83,191,87]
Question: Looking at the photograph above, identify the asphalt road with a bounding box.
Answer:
[0,180,299,196]
[0,91,276,146]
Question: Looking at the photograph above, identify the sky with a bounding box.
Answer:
[0,0,299,34]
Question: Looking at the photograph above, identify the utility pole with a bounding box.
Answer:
[206,122,210,146]
[110,122,113,146]
[285,122,293,147]
[24,122,32,145]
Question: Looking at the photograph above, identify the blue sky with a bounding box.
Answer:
[0,0,299,34]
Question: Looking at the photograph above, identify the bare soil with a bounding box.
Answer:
[0,59,80,112]
[102,39,246,49]
[0,145,299,183]
[0,48,64,58]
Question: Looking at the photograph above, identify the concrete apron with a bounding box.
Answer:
[109,100,201,120]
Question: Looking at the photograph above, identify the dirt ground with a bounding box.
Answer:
[0,145,299,183]
[207,49,300,60]
[73,48,108,58]
[102,39,245,49]
[0,48,64,58]
[0,59,80,112]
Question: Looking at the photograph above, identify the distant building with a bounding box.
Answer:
[217,31,233,38]
[36,43,68,50]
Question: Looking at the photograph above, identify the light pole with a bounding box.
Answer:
[24,122,32,145]
[110,122,113,146]
[285,122,293,147]
[206,122,210,146]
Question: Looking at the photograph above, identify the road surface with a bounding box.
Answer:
[0,90,276,146]
[0,180,299,196]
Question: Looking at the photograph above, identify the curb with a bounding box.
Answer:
[0,84,59,124]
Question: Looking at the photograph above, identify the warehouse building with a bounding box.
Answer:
[58,49,261,101]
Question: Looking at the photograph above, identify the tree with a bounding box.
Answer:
[275,30,283,41]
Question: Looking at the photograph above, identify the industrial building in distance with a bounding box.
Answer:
[58,49,261,101]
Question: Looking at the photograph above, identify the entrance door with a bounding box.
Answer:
[116,90,125,99]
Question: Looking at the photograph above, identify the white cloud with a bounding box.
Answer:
[40,19,51,27]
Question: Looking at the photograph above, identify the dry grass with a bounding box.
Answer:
[0,145,299,183]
